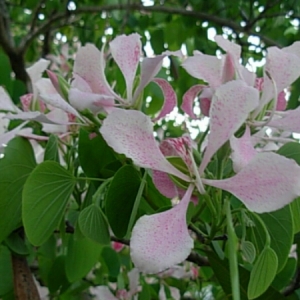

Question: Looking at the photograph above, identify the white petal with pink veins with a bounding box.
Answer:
[130,184,194,274]
[181,85,205,119]
[199,80,259,174]
[0,87,19,112]
[73,44,119,100]
[153,170,178,198]
[230,126,257,173]
[69,88,114,114]
[100,109,189,182]
[133,50,183,102]
[261,46,300,108]
[36,79,83,119]
[182,53,222,88]
[215,35,241,61]
[268,106,300,133]
[110,33,141,101]
[152,78,177,121]
[203,152,300,213]
[26,59,50,98]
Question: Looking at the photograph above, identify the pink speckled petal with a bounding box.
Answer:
[276,91,287,111]
[152,78,177,122]
[130,184,194,274]
[161,136,193,171]
[128,268,140,296]
[69,88,114,114]
[0,123,27,152]
[199,80,259,174]
[36,79,83,119]
[73,44,120,100]
[133,50,183,102]
[203,152,300,213]
[110,33,141,101]
[221,53,235,83]
[230,126,257,173]
[20,93,33,112]
[268,106,300,133]
[0,87,18,112]
[182,53,222,88]
[5,111,70,125]
[261,46,300,107]
[42,108,68,133]
[27,59,50,99]
[153,170,178,198]
[214,35,241,61]
[100,109,189,181]
[181,85,205,119]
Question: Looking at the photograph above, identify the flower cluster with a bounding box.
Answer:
[1,33,300,296]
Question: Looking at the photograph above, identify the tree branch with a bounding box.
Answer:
[18,3,282,53]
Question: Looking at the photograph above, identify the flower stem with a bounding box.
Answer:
[226,198,240,300]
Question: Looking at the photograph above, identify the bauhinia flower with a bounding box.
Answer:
[100,105,300,274]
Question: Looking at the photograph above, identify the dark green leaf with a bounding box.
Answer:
[0,246,13,296]
[65,234,102,282]
[23,161,76,245]
[105,165,141,238]
[101,246,120,278]
[0,137,36,243]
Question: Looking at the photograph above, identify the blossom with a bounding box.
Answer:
[100,104,300,273]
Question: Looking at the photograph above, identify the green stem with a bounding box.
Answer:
[226,199,240,300]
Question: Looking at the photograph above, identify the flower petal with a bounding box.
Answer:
[73,44,120,100]
[202,152,300,213]
[230,126,257,172]
[133,50,182,102]
[268,106,300,133]
[0,87,18,112]
[152,78,177,122]
[130,184,194,273]
[110,33,141,101]
[260,46,300,108]
[36,79,83,119]
[182,52,222,88]
[91,286,118,300]
[199,80,259,174]
[26,59,50,98]
[214,35,241,61]
[181,85,205,119]
[100,109,189,181]
[153,170,178,198]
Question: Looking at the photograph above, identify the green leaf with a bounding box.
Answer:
[78,204,110,245]
[249,207,293,272]
[290,197,300,233]
[0,246,13,296]
[105,165,141,238]
[48,255,70,293]
[5,232,29,256]
[65,234,102,282]
[0,137,36,243]
[277,142,300,165]
[78,128,119,180]
[248,247,278,299]
[44,135,60,162]
[241,240,256,264]
[101,246,120,278]
[23,161,76,246]
[272,257,297,291]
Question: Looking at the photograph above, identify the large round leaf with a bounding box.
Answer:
[0,137,36,243]
[23,161,76,246]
